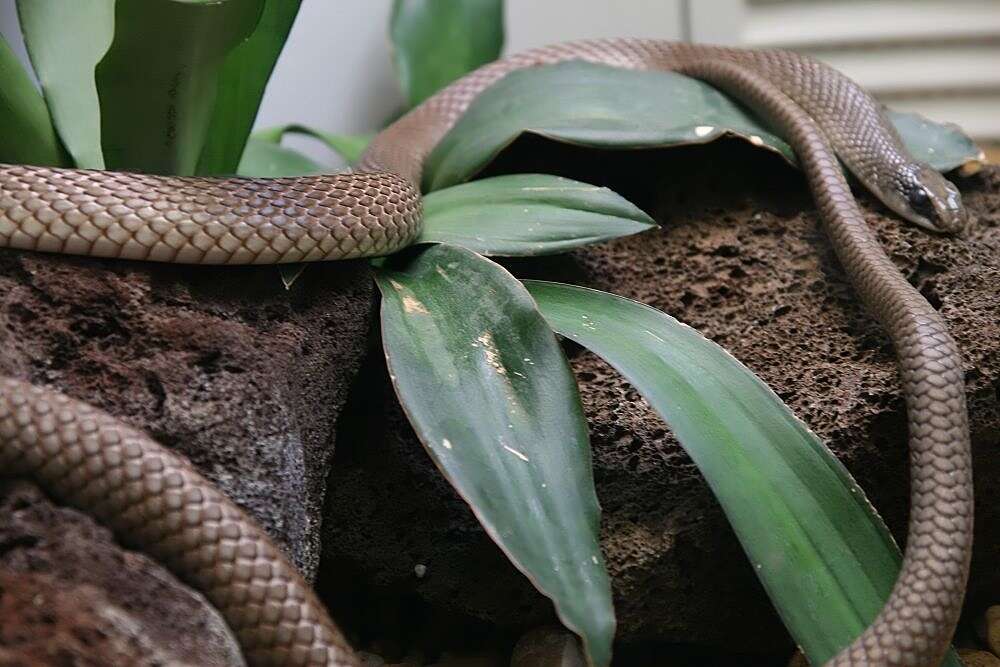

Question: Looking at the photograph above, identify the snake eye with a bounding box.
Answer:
[908,186,935,220]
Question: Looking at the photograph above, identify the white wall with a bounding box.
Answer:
[742,0,1000,139]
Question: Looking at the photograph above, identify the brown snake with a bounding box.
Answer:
[0,40,973,667]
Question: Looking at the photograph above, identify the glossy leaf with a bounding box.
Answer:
[96,0,264,175]
[888,109,983,175]
[525,281,962,667]
[376,246,614,667]
[196,0,303,175]
[236,136,322,177]
[390,0,504,108]
[251,124,373,165]
[424,61,982,191]
[0,33,65,166]
[420,174,655,256]
[17,0,114,168]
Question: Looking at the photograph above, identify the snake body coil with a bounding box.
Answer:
[0,40,973,667]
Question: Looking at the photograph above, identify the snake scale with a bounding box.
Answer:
[0,40,973,667]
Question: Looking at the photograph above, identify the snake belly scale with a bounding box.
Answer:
[0,40,973,667]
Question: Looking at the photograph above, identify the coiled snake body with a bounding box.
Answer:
[0,40,973,667]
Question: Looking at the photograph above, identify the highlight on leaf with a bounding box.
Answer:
[375,245,615,667]
[424,61,983,191]
[419,173,655,256]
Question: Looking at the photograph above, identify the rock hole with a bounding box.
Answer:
[907,258,947,311]
[194,350,222,374]
[0,534,40,557]
[144,373,166,412]
[771,304,791,318]
[7,302,37,325]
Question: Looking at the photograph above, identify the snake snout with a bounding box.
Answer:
[903,166,968,234]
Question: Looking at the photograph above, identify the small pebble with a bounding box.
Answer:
[977,606,1000,655]
[787,649,809,667]
[958,649,1000,667]
[510,626,585,667]
[358,651,387,667]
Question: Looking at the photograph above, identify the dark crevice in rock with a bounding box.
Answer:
[0,533,40,558]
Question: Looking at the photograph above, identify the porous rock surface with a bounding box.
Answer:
[322,140,1000,654]
[0,252,375,661]
[0,480,243,666]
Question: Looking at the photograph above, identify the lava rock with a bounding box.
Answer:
[510,627,585,667]
[958,649,1000,667]
[978,606,1000,656]
[0,254,375,578]
[0,480,243,665]
[321,140,1000,654]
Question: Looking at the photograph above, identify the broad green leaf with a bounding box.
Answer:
[251,124,373,165]
[96,0,264,175]
[888,109,983,175]
[0,33,65,166]
[196,0,302,175]
[376,246,614,667]
[525,281,962,667]
[424,61,982,191]
[420,174,655,256]
[236,136,322,177]
[390,0,504,108]
[17,0,114,168]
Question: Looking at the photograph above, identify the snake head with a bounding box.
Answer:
[887,164,967,234]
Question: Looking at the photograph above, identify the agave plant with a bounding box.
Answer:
[0,1,982,665]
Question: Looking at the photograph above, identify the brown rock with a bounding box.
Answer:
[359,650,389,666]
[321,140,1000,653]
[0,480,243,665]
[0,254,374,577]
[787,650,809,667]
[510,627,585,667]
[0,253,374,661]
[976,606,1000,655]
[958,649,1000,667]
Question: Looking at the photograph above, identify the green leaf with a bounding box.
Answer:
[196,0,302,175]
[390,0,504,108]
[236,137,322,177]
[420,174,655,256]
[376,246,614,667]
[0,33,65,166]
[250,124,373,165]
[887,109,983,174]
[96,0,265,175]
[424,61,982,191]
[17,0,114,169]
[525,281,962,667]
